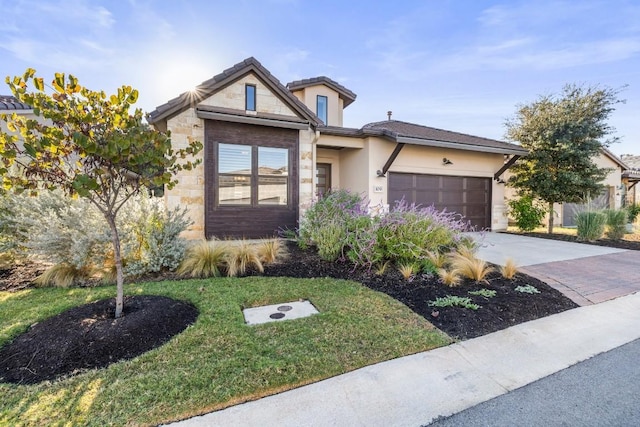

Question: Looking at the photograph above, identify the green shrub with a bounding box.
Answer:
[314,221,347,261]
[604,209,628,240]
[514,284,540,294]
[508,195,546,232]
[0,190,190,282]
[626,203,640,224]
[428,295,480,310]
[298,190,369,260]
[468,289,497,298]
[121,194,191,277]
[374,200,467,265]
[576,211,606,241]
[297,193,471,270]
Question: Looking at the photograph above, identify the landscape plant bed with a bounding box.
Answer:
[264,241,579,339]
[0,277,448,426]
[0,295,198,384]
[505,230,640,251]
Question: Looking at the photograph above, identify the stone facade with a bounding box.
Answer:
[165,72,314,239]
[200,75,297,117]
[165,109,205,239]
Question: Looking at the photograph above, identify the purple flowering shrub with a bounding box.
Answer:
[374,200,470,265]
[298,190,370,261]
[298,192,472,268]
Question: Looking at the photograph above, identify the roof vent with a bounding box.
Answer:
[387,110,392,120]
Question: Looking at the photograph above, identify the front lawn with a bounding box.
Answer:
[0,277,450,426]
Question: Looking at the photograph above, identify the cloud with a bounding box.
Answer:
[437,37,640,72]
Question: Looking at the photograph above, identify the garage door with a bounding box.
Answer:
[388,173,492,230]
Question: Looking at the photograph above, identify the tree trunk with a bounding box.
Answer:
[106,214,125,318]
[547,201,555,234]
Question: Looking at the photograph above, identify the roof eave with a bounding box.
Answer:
[148,58,319,127]
[396,135,529,155]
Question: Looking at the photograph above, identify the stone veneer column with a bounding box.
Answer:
[298,128,315,220]
[165,108,206,239]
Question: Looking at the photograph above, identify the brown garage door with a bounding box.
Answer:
[388,173,492,230]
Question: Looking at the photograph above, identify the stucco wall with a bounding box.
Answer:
[338,142,370,197]
[291,85,343,126]
[594,152,623,209]
[316,147,341,189]
[368,139,508,229]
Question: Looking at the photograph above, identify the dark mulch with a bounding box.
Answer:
[506,231,640,251]
[0,295,198,385]
[0,262,47,292]
[0,239,581,385]
[264,242,578,340]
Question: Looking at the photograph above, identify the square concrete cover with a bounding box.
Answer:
[243,300,319,325]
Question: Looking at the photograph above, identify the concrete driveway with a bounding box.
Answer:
[471,232,640,306]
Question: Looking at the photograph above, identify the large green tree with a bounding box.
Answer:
[505,84,623,233]
[0,69,202,317]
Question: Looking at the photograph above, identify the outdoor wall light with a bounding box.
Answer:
[442,158,453,165]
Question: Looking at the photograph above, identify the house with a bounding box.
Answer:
[621,154,640,206]
[148,57,528,239]
[0,95,36,133]
[558,149,639,227]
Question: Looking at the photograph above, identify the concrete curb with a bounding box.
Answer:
[168,291,640,427]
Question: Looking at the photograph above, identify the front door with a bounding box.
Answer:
[316,163,331,197]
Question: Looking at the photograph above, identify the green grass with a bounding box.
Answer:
[0,277,450,426]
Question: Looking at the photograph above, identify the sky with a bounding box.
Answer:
[1,0,638,156]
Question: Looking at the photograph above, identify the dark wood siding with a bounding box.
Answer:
[204,120,299,238]
[388,172,492,230]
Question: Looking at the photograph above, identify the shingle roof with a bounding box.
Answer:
[0,95,32,111]
[286,76,356,107]
[362,120,527,155]
[148,57,319,126]
[621,154,640,170]
[600,146,629,170]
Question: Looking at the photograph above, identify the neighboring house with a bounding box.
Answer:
[148,57,527,239]
[506,147,640,228]
[559,148,637,227]
[621,154,640,206]
[0,95,36,135]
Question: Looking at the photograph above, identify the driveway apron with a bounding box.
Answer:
[471,232,640,306]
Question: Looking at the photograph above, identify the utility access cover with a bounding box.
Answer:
[243,300,319,325]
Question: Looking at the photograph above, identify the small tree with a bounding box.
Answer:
[0,69,202,317]
[505,84,623,233]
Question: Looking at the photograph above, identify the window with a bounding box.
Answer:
[218,143,252,205]
[259,147,288,205]
[316,95,328,124]
[217,143,289,206]
[245,84,256,111]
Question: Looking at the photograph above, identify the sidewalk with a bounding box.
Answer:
[168,291,640,427]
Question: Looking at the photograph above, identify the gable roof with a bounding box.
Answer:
[148,57,319,126]
[601,146,629,170]
[622,154,640,170]
[286,76,357,107]
[358,120,528,155]
[0,95,32,111]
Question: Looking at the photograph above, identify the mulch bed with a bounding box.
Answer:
[264,242,578,340]
[506,231,640,251]
[0,239,585,385]
[0,295,198,385]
